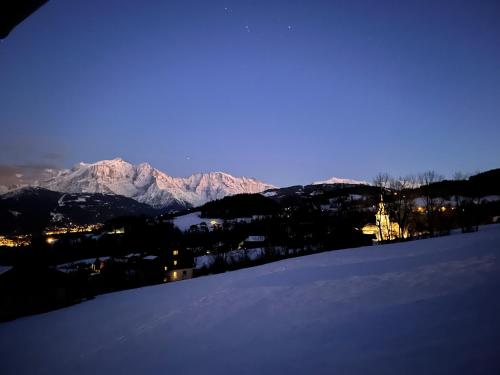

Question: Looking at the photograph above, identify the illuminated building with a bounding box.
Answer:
[362,197,407,242]
[164,268,193,282]
[163,248,194,282]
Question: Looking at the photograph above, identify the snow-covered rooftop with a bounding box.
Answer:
[1,225,500,374]
[245,235,266,242]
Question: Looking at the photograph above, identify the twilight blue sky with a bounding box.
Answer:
[0,0,499,186]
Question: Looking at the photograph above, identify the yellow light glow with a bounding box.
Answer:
[173,271,177,279]
[362,224,378,236]
[164,266,168,271]
[361,199,408,242]
[172,250,179,256]
[0,235,31,247]
[43,223,103,236]
[173,260,177,266]
[46,237,57,245]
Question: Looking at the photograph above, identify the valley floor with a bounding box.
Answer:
[1,225,500,374]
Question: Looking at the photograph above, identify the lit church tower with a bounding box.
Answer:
[363,195,405,242]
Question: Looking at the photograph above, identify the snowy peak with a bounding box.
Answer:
[313,176,369,186]
[181,171,274,207]
[42,158,141,197]
[38,158,275,209]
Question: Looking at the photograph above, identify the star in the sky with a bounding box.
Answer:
[288,25,293,31]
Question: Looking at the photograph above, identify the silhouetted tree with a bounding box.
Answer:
[389,175,418,238]
[418,171,444,236]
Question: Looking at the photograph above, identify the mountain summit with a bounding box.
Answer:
[312,176,369,185]
[39,158,275,209]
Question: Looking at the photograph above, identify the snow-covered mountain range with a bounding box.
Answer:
[0,158,373,210]
[36,158,274,209]
[313,176,369,185]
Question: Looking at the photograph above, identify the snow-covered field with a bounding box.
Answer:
[2,225,500,374]
[171,211,222,231]
[172,212,261,232]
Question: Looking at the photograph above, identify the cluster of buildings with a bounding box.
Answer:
[0,234,31,247]
[56,248,195,285]
[0,224,106,248]
[43,224,103,236]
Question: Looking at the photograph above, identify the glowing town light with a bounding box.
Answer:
[0,235,31,247]
[46,237,57,245]
[172,250,179,256]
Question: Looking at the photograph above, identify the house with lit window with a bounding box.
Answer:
[163,248,194,282]
[164,268,193,282]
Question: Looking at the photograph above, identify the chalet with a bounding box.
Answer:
[163,248,194,282]
[140,255,161,271]
[164,268,193,282]
[242,235,266,249]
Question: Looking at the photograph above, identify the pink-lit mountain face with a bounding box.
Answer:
[39,158,275,209]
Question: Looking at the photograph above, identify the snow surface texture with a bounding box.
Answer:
[37,158,274,208]
[2,225,500,374]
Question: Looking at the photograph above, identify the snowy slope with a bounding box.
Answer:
[38,158,274,209]
[313,176,369,185]
[171,211,222,231]
[2,225,500,374]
